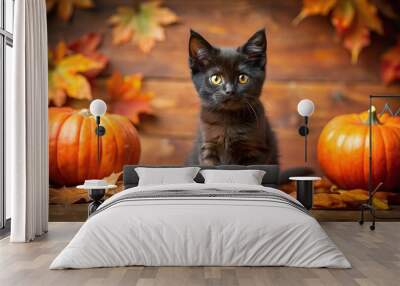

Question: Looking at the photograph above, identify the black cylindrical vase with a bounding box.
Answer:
[296,181,313,210]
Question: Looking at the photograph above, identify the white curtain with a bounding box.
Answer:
[7,0,49,242]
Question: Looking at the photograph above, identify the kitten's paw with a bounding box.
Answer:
[200,158,219,166]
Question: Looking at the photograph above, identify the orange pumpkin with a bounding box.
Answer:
[317,108,400,191]
[49,107,141,186]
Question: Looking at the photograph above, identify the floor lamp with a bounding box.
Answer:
[359,95,400,230]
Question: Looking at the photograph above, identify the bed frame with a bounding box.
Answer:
[123,165,280,189]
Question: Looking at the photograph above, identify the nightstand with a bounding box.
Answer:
[289,176,321,210]
[77,181,117,216]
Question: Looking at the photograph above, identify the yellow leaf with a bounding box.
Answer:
[372,197,389,210]
[46,0,94,21]
[102,172,122,185]
[293,0,337,25]
[109,1,178,53]
[58,54,101,74]
[49,54,102,105]
[314,193,347,209]
[343,17,370,64]
[338,189,368,207]
[53,41,68,64]
[331,0,355,34]
[354,0,383,34]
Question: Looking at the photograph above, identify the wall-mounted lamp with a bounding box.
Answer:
[297,99,315,162]
[90,99,107,163]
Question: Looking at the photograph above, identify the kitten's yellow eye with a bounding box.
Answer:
[210,75,223,85]
[238,74,249,84]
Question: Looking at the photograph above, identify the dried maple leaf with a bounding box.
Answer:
[353,0,383,34]
[381,39,400,84]
[332,0,355,34]
[109,1,178,53]
[107,71,154,124]
[68,32,108,78]
[342,0,383,63]
[371,0,399,20]
[295,0,383,63]
[46,0,94,21]
[102,172,123,185]
[293,0,337,25]
[343,13,371,64]
[48,42,103,106]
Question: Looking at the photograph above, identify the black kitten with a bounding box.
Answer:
[186,29,279,166]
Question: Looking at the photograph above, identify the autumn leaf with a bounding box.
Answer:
[46,0,94,21]
[68,32,108,78]
[372,196,389,210]
[294,0,383,63]
[354,0,383,34]
[107,71,154,124]
[332,0,355,34]
[371,0,399,20]
[381,39,400,84]
[109,1,178,53]
[49,42,103,106]
[102,172,123,185]
[343,16,371,63]
[293,0,337,25]
[48,34,107,106]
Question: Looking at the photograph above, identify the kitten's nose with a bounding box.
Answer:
[224,84,234,95]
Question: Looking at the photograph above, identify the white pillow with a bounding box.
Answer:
[135,167,201,186]
[200,169,266,185]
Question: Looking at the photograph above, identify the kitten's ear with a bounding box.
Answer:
[189,30,214,68]
[239,29,267,67]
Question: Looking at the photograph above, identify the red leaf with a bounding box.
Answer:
[107,71,154,124]
[381,39,400,85]
[331,0,355,35]
[111,98,153,124]
[68,32,108,78]
[295,0,383,63]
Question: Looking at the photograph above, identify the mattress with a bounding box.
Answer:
[50,183,351,269]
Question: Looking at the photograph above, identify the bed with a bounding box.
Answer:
[50,165,351,269]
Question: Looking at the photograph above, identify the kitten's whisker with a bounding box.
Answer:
[245,99,260,128]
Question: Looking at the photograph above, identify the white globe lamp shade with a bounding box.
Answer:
[90,99,107,117]
[297,99,315,117]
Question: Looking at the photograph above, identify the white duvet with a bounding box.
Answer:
[50,183,351,269]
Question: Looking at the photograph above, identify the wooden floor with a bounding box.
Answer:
[0,222,399,286]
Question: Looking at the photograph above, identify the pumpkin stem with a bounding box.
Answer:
[366,105,380,125]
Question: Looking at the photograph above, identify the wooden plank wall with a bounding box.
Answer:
[48,0,400,174]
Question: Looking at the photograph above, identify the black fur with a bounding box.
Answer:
[186,29,279,166]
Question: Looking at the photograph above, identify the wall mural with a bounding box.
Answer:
[47,0,400,221]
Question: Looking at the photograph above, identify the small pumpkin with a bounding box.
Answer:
[49,107,140,186]
[317,107,400,191]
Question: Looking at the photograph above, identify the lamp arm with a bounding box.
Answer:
[96,116,101,164]
[305,116,308,162]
